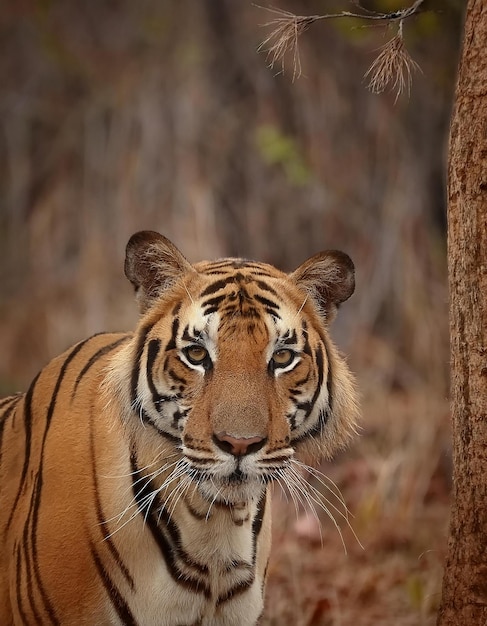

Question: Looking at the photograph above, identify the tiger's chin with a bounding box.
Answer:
[195,472,268,506]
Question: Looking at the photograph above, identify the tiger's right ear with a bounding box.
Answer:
[290,249,355,324]
[124,231,194,313]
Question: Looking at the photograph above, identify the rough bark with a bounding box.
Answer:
[437,1,487,624]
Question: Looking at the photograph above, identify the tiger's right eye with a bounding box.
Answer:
[184,345,210,366]
[271,349,295,368]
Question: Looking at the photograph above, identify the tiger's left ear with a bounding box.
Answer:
[125,231,194,313]
[291,250,355,323]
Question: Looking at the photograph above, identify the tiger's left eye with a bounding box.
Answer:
[271,349,295,368]
[184,345,209,366]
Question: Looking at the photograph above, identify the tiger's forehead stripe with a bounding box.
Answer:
[199,279,230,298]
[278,329,298,345]
[196,259,275,274]
[195,265,292,301]
[253,280,280,297]
[201,295,226,316]
[189,271,278,323]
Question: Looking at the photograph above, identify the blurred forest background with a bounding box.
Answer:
[0,1,464,624]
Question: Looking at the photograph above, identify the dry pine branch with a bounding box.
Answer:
[256,1,425,96]
[364,24,422,102]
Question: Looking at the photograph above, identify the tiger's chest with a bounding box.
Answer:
[130,568,265,626]
[118,493,271,626]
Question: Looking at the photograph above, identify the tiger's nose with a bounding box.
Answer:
[213,432,266,457]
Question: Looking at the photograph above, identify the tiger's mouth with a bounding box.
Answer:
[225,468,246,484]
[187,465,271,505]
[199,480,265,506]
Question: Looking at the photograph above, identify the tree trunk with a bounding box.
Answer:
[437,1,487,624]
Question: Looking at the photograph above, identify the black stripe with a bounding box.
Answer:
[237,262,270,270]
[130,321,155,406]
[202,305,219,315]
[254,280,279,296]
[28,339,93,626]
[204,260,237,270]
[200,278,231,297]
[22,474,44,624]
[293,342,332,441]
[156,506,209,576]
[251,490,267,565]
[177,454,211,466]
[290,375,309,392]
[89,409,135,590]
[16,544,32,626]
[165,318,180,352]
[243,270,273,277]
[6,372,41,531]
[224,559,253,572]
[72,335,130,398]
[313,330,333,420]
[265,309,281,320]
[215,575,255,607]
[201,295,226,310]
[319,407,330,426]
[138,408,181,443]
[167,368,187,386]
[130,452,211,598]
[296,400,312,415]
[171,409,188,429]
[146,339,163,406]
[204,260,270,272]
[323,336,334,414]
[7,335,118,625]
[230,306,261,320]
[304,344,324,423]
[90,540,139,626]
[253,294,280,310]
[281,330,298,345]
[41,339,93,433]
[134,327,183,435]
[181,325,194,343]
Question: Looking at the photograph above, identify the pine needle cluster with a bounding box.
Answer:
[257,1,426,98]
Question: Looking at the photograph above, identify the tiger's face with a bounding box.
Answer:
[118,231,358,506]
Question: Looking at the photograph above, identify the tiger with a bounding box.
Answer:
[0,230,359,626]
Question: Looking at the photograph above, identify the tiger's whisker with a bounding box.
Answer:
[287,463,351,523]
[284,464,364,551]
[103,459,190,531]
[206,482,223,521]
[291,459,349,511]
